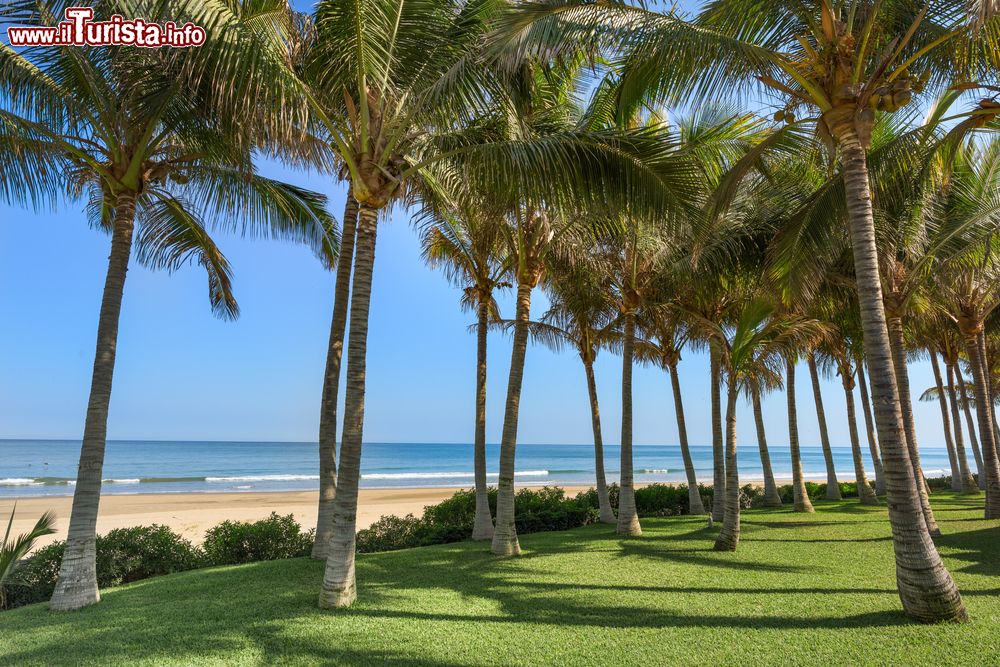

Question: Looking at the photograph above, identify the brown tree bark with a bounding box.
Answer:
[617,312,642,536]
[856,361,886,494]
[840,370,879,505]
[785,359,814,513]
[312,194,358,559]
[51,194,137,611]
[750,385,782,507]
[490,282,533,556]
[319,204,379,608]
[584,357,616,523]
[714,380,741,551]
[928,351,963,492]
[668,362,707,514]
[955,366,986,490]
[807,353,841,500]
[472,299,495,539]
[710,344,726,522]
[944,362,979,494]
[962,327,1000,518]
[832,121,965,622]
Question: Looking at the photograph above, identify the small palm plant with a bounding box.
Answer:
[1,506,56,609]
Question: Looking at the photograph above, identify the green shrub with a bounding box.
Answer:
[202,513,312,566]
[355,514,425,553]
[3,525,200,611]
[95,525,202,587]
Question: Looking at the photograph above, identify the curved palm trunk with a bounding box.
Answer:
[955,366,986,489]
[51,195,136,611]
[584,357,615,524]
[963,329,1000,518]
[750,385,781,507]
[710,344,726,522]
[928,351,962,492]
[945,362,979,494]
[807,353,841,500]
[616,313,642,536]
[668,362,706,514]
[856,362,886,494]
[312,194,359,559]
[841,374,879,505]
[490,282,532,556]
[472,300,496,539]
[835,128,965,622]
[786,359,814,513]
[319,204,379,608]
[714,380,740,551]
[886,316,939,536]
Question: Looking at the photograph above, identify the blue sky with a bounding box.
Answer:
[0,156,950,449]
[0,0,951,449]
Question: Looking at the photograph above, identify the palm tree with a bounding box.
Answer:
[1,506,55,609]
[312,191,358,559]
[305,1,693,593]
[1,0,335,611]
[856,356,887,494]
[502,0,974,623]
[806,351,842,500]
[507,258,619,523]
[749,381,783,507]
[955,363,987,489]
[420,202,510,539]
[636,304,707,514]
[689,297,825,550]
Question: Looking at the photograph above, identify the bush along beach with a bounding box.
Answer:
[4,480,901,610]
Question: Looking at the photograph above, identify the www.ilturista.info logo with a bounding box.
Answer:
[7,7,205,47]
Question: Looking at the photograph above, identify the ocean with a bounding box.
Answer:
[0,439,955,498]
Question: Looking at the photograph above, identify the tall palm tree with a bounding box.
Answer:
[955,363,987,489]
[856,356,887,494]
[806,351,842,500]
[636,304,707,514]
[420,202,510,539]
[1,0,335,611]
[689,297,825,550]
[508,258,619,523]
[502,0,975,623]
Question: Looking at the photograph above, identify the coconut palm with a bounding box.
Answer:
[856,356,887,494]
[635,304,707,514]
[502,0,976,623]
[1,506,55,609]
[688,297,826,550]
[1,0,336,611]
[502,258,619,523]
[806,351,843,500]
[420,200,510,539]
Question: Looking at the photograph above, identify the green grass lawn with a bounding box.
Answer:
[2,492,998,666]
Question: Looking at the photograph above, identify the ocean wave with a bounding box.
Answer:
[637,469,674,474]
[204,475,320,483]
[362,470,549,480]
[0,478,41,486]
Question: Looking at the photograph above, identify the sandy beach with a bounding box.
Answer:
[3,486,593,549]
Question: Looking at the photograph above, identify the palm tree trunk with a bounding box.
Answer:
[945,362,979,494]
[50,194,136,611]
[955,366,986,489]
[807,353,841,500]
[490,282,532,556]
[856,361,886,494]
[928,351,962,492]
[886,315,939,536]
[962,328,1000,518]
[834,126,965,622]
[668,362,706,514]
[584,357,616,524]
[714,379,740,551]
[750,385,781,507]
[841,373,879,505]
[312,194,358,560]
[710,343,726,522]
[785,359,814,513]
[617,312,642,536]
[319,203,379,608]
[472,300,495,539]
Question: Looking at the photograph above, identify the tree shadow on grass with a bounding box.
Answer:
[935,524,1000,578]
